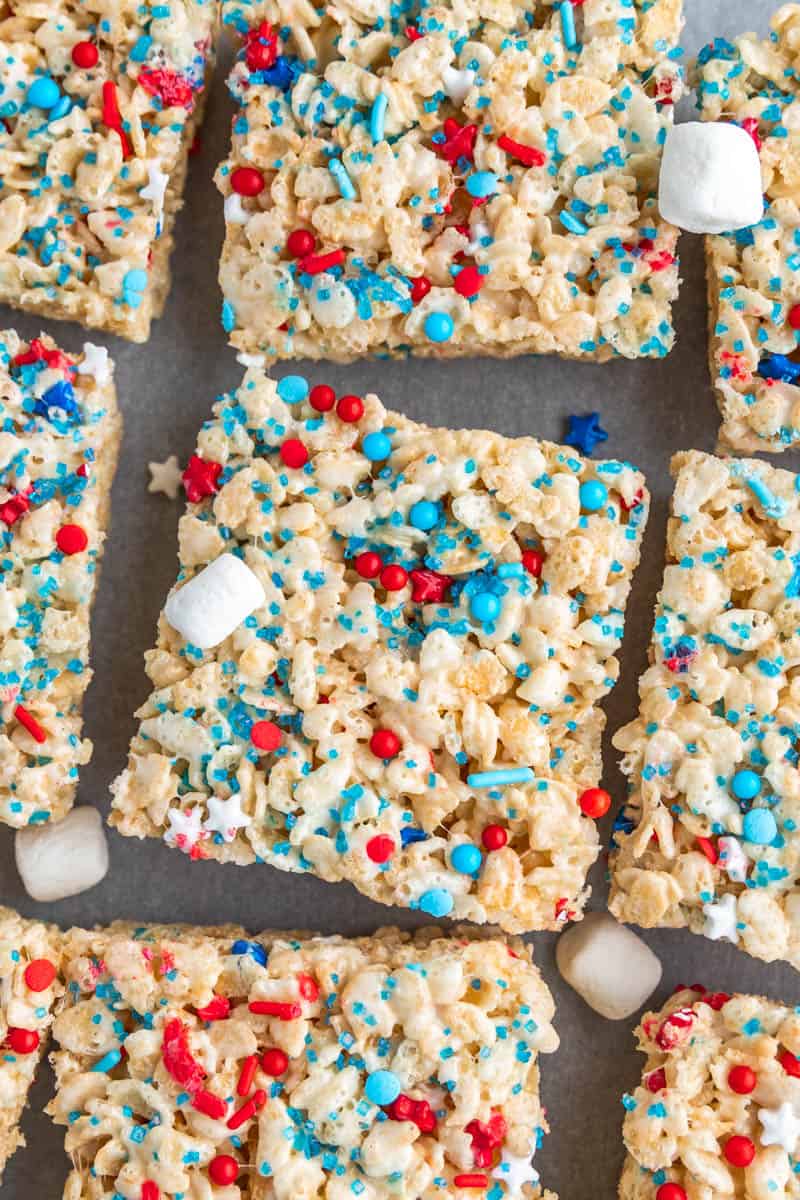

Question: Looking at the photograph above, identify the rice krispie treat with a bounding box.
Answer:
[620,986,800,1200]
[698,6,800,454]
[48,921,558,1199]
[111,367,649,933]
[0,906,63,1182]
[0,330,122,829]
[0,0,220,343]
[611,449,800,971]
[215,0,683,363]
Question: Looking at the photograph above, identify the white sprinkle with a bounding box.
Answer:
[225,192,250,225]
[148,454,182,500]
[77,342,111,384]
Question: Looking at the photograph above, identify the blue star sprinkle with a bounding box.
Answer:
[564,412,608,455]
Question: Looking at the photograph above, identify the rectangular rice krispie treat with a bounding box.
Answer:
[0,0,220,342]
[215,0,683,363]
[0,906,63,1182]
[111,367,649,933]
[610,449,800,971]
[48,921,558,1199]
[698,6,800,454]
[620,985,800,1200]
[0,331,121,829]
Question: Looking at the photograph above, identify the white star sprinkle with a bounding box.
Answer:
[759,1102,800,1152]
[148,455,183,500]
[492,1150,539,1196]
[702,893,739,944]
[203,794,252,842]
[77,343,110,384]
[224,192,249,225]
[717,835,749,883]
[164,806,204,852]
[140,161,169,223]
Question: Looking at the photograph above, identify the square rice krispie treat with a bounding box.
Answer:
[215,0,683,363]
[0,331,121,829]
[48,921,558,1199]
[699,6,800,454]
[111,367,649,933]
[0,0,219,342]
[611,449,800,971]
[0,906,64,1182]
[620,985,800,1200]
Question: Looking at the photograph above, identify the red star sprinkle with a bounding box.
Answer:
[182,454,222,502]
[434,119,477,165]
[244,21,278,71]
[410,568,453,603]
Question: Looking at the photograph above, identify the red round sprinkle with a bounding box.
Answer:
[336,394,364,423]
[728,1064,757,1095]
[309,383,336,412]
[355,551,382,579]
[141,1182,159,1200]
[410,276,432,304]
[279,438,309,469]
[578,787,611,819]
[724,1135,755,1168]
[521,549,544,577]
[261,1047,289,1076]
[209,1156,239,1186]
[231,166,265,196]
[646,1068,666,1093]
[370,729,402,760]
[656,1186,686,1200]
[297,972,319,1002]
[481,825,508,851]
[7,1028,39,1055]
[780,1049,800,1077]
[56,524,88,555]
[380,564,408,591]
[366,834,395,862]
[287,229,316,257]
[23,959,56,992]
[454,266,484,299]
[71,40,99,68]
[250,721,282,752]
[789,303,800,331]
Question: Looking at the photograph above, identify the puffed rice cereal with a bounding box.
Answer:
[48,921,558,1199]
[215,0,683,362]
[110,367,649,932]
[0,905,63,1182]
[0,331,121,830]
[698,5,800,453]
[620,985,800,1200]
[0,0,220,342]
[611,449,800,971]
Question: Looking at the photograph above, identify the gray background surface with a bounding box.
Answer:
[0,3,794,1196]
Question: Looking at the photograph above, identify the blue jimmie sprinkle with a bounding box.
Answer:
[329,158,357,201]
[467,767,534,788]
[370,94,388,144]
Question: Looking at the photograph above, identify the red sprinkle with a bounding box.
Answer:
[521,549,544,577]
[0,490,31,527]
[695,836,718,865]
[435,119,477,165]
[336,394,364,423]
[497,134,546,167]
[355,551,383,579]
[231,166,265,196]
[370,729,401,760]
[101,81,131,157]
[71,41,99,69]
[454,1176,488,1190]
[466,1114,507,1167]
[454,266,484,299]
[141,1183,160,1200]
[646,1068,666,1093]
[297,973,319,1003]
[656,1186,686,1200]
[724,1135,755,1168]
[244,21,279,71]
[237,1054,258,1096]
[578,788,611,819]
[248,1000,302,1020]
[14,705,46,744]
[182,455,222,502]
[410,276,432,304]
[309,383,336,411]
[261,1047,289,1076]
[139,68,194,109]
[226,1088,266,1130]
[380,564,408,591]
[386,1093,436,1132]
[250,720,282,751]
[780,1049,800,1077]
[23,960,56,992]
[195,995,231,1022]
[410,568,452,603]
[405,24,423,39]
[209,1156,239,1186]
[56,524,88,555]
[655,1008,694,1051]
[192,1089,227,1120]
[7,1028,39,1055]
[13,339,75,376]
[481,825,508,852]
[161,1018,205,1094]
[287,229,316,258]
[366,834,395,863]
[298,249,346,275]
[740,116,762,152]
[728,1064,757,1095]
[789,303,800,331]
[279,438,309,469]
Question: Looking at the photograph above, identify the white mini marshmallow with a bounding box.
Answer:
[224,192,249,225]
[555,911,662,1021]
[165,553,265,649]
[15,806,109,902]
[659,121,764,234]
[442,65,475,106]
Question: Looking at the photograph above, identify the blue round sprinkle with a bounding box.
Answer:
[409,499,438,530]
[466,171,498,199]
[731,769,761,801]
[451,843,482,875]
[470,592,501,623]
[362,430,392,461]
[418,887,454,918]
[27,77,60,109]
[230,939,267,966]
[424,312,454,343]
[742,807,777,845]
[277,375,309,403]
[365,1070,401,1106]
[123,268,148,293]
[579,480,608,512]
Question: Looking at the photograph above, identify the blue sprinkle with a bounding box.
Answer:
[467,767,534,788]
[362,431,392,461]
[277,375,309,404]
[329,158,357,201]
[370,93,388,143]
[417,888,454,917]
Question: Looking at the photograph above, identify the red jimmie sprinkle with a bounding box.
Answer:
[237,1054,258,1096]
[695,836,718,865]
[192,1089,227,1120]
[780,1049,800,1077]
[141,1183,160,1200]
[454,1175,489,1190]
[14,705,46,744]
[161,1018,206,1094]
[182,454,222,502]
[248,1000,302,1019]
[226,1088,266,1130]
[195,995,230,1022]
[297,973,319,1003]
[497,134,546,167]
[298,249,346,275]
[101,82,131,157]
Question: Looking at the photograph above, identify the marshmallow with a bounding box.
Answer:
[165,552,265,649]
[555,911,662,1021]
[658,121,764,234]
[15,806,109,902]
[441,65,475,106]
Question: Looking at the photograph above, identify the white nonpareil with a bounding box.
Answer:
[165,553,265,649]
[759,1102,800,1153]
[702,892,739,943]
[203,794,252,841]
[555,911,662,1021]
[717,835,749,883]
[658,122,764,234]
[15,806,109,902]
[441,65,475,105]
[77,342,111,384]
[492,1150,539,1195]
